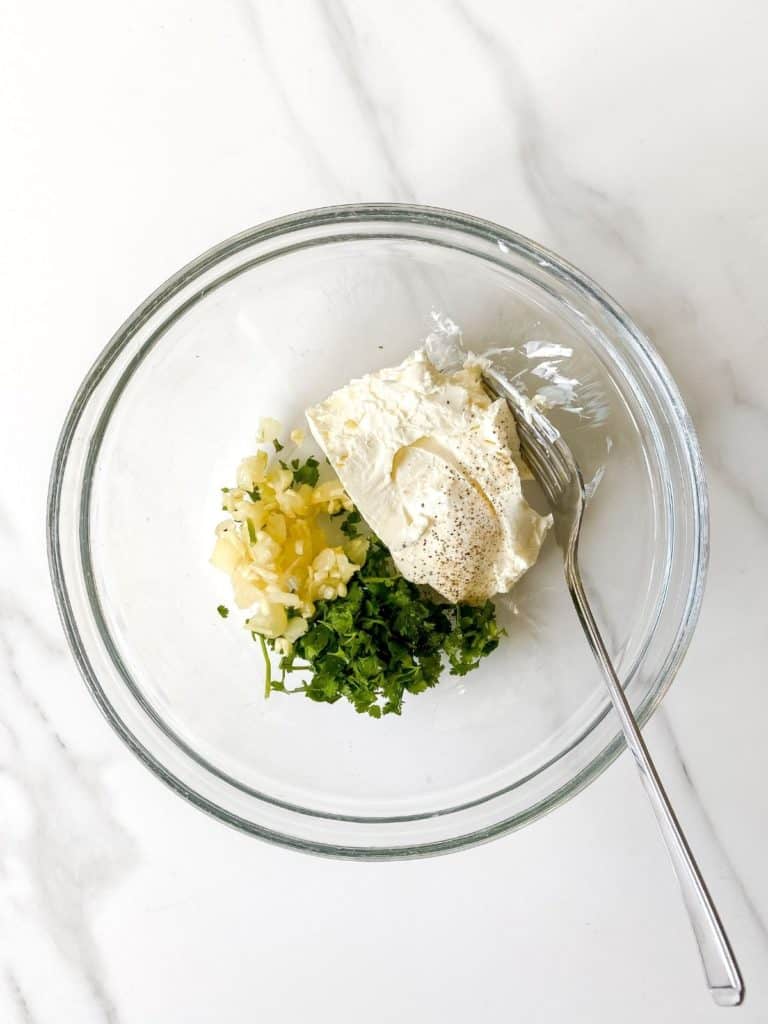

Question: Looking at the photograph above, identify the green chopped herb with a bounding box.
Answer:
[274,535,504,718]
[217,604,230,619]
[443,601,505,676]
[340,507,362,538]
[221,486,230,493]
[292,455,320,488]
[257,633,272,698]
[247,486,261,502]
[273,438,284,452]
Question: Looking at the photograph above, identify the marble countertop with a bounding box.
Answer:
[2,1,767,1020]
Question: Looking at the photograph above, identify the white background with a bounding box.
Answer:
[2,1,767,1021]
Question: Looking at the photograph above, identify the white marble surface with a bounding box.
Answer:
[2,1,768,1020]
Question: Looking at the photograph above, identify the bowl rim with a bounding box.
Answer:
[47,202,709,858]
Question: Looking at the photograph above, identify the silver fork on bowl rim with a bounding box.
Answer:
[483,366,744,1008]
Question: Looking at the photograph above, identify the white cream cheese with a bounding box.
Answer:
[305,349,551,604]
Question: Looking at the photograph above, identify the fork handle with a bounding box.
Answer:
[566,561,744,1007]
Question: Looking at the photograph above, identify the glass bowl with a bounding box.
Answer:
[47,204,708,857]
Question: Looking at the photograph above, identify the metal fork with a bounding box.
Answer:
[483,366,744,1008]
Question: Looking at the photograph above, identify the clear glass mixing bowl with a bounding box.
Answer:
[47,205,708,857]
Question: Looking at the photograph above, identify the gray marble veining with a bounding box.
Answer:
[317,0,416,201]
[1,510,136,1021]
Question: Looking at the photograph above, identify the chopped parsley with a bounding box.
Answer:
[271,535,504,717]
[339,507,362,538]
[272,438,284,452]
[257,633,272,698]
[292,455,320,487]
[217,604,230,619]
